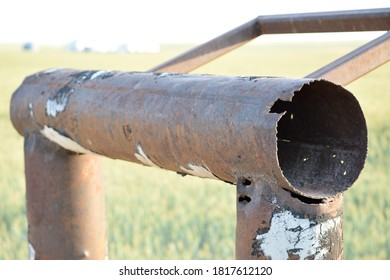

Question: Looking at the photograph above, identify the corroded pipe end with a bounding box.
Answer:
[271,80,367,198]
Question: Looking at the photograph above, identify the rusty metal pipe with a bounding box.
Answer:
[11,69,367,200]
[24,131,106,260]
[151,8,390,73]
[146,10,383,259]
[11,69,368,260]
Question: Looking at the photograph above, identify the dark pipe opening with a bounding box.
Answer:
[271,81,367,198]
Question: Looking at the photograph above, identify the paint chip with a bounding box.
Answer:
[28,102,34,118]
[42,68,62,74]
[46,87,74,118]
[156,72,171,78]
[255,210,341,260]
[91,70,111,80]
[180,163,218,180]
[134,141,159,168]
[303,157,309,162]
[41,125,97,154]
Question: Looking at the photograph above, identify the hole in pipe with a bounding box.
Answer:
[238,195,251,204]
[270,81,367,198]
[241,178,252,186]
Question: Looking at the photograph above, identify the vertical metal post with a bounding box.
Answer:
[236,179,343,260]
[24,132,106,260]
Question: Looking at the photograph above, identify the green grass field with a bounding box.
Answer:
[0,41,389,259]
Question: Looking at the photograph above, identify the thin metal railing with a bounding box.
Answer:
[306,31,390,85]
[150,8,390,86]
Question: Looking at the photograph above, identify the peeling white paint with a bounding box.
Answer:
[28,102,34,118]
[41,125,97,154]
[46,89,74,117]
[28,242,36,260]
[256,210,341,260]
[134,142,159,167]
[43,68,62,74]
[180,163,218,180]
[157,72,170,78]
[91,70,111,80]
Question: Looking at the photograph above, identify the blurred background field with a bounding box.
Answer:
[0,41,389,259]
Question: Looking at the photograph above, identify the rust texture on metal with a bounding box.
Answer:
[24,131,106,260]
[150,8,390,73]
[306,31,390,86]
[11,69,367,199]
[236,178,343,260]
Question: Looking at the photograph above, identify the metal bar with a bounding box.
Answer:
[149,18,260,73]
[257,8,390,34]
[24,131,106,260]
[306,31,390,86]
[11,69,367,200]
[150,8,390,73]
[236,179,344,260]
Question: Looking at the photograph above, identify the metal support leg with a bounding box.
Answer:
[236,179,343,260]
[24,132,106,260]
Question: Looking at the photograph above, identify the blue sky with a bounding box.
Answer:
[1,0,388,44]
